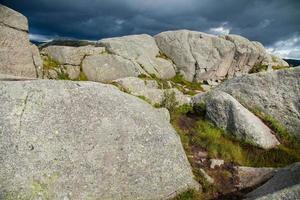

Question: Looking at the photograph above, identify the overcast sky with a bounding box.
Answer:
[1,0,299,59]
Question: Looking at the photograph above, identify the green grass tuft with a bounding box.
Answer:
[172,189,202,200]
[171,104,300,168]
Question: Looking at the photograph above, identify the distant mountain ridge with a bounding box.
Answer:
[284,59,300,67]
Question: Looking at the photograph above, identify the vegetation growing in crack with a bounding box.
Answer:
[42,56,71,80]
[249,63,268,73]
[138,73,204,95]
[161,90,178,112]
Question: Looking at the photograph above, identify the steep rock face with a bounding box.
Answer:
[221,35,266,77]
[216,67,300,138]
[0,80,198,200]
[245,163,300,200]
[205,91,280,149]
[154,30,288,83]
[0,5,42,78]
[155,30,235,82]
[98,34,176,79]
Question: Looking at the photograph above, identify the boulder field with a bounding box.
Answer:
[0,4,299,200]
[40,31,288,83]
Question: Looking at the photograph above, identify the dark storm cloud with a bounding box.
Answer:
[1,0,300,58]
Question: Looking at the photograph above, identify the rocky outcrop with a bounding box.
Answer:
[216,67,300,138]
[205,91,280,149]
[0,80,198,200]
[98,34,176,79]
[112,77,191,106]
[245,163,300,200]
[154,30,288,83]
[0,4,42,78]
[41,45,105,79]
[155,30,235,82]
[262,54,289,67]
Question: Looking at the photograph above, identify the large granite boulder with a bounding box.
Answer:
[155,30,235,82]
[221,35,266,76]
[154,30,288,83]
[216,67,300,138]
[0,4,42,78]
[204,91,280,149]
[0,80,198,200]
[82,54,143,82]
[245,162,300,200]
[98,34,176,79]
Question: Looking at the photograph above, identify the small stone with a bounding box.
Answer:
[210,159,224,169]
[199,168,214,184]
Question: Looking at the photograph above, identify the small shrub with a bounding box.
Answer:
[161,90,178,111]
[43,56,60,71]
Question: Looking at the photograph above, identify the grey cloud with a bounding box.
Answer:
[0,0,299,58]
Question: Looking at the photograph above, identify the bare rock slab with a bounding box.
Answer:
[0,80,198,200]
[205,91,280,149]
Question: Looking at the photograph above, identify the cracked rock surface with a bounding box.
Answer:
[0,80,198,200]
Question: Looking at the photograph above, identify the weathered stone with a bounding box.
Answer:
[99,34,176,79]
[156,107,171,122]
[64,65,81,79]
[113,77,191,106]
[245,163,300,200]
[0,5,41,78]
[199,169,214,184]
[82,54,142,82]
[0,80,198,200]
[0,4,28,31]
[205,91,280,149]
[221,35,266,77]
[41,45,105,66]
[262,54,289,67]
[216,67,300,138]
[235,166,277,190]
